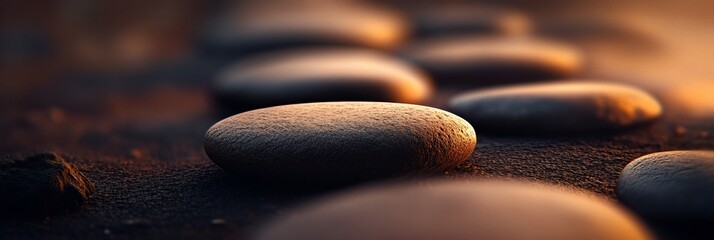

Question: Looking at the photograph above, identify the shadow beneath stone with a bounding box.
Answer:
[645,219,714,240]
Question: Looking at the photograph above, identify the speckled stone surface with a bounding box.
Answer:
[214,48,432,111]
[400,36,583,85]
[0,152,94,216]
[449,82,662,134]
[205,102,476,187]
[617,151,714,220]
[254,180,652,240]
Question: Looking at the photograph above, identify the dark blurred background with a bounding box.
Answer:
[2,0,713,116]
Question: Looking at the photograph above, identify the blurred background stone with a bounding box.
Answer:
[213,48,432,112]
[401,36,583,85]
[449,82,662,134]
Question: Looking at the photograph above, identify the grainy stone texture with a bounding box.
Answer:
[204,102,476,187]
[199,2,407,58]
[401,36,582,85]
[214,48,432,111]
[254,180,652,240]
[450,82,663,134]
[0,152,94,216]
[617,151,714,220]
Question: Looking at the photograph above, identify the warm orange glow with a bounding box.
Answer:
[218,48,432,104]
[667,81,714,117]
[406,36,583,75]
[230,2,407,50]
[454,81,663,125]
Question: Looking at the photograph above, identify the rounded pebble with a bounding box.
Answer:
[617,150,714,221]
[214,48,432,111]
[408,4,530,37]
[204,102,476,187]
[0,152,95,216]
[401,36,582,85]
[449,81,662,134]
[199,2,408,58]
[253,180,652,240]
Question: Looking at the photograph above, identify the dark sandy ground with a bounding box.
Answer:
[2,1,714,240]
[1,71,711,239]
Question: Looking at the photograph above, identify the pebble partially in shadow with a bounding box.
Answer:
[0,152,95,216]
[214,48,432,112]
[401,36,582,85]
[204,102,476,188]
[449,81,662,135]
[617,151,714,239]
[253,180,652,240]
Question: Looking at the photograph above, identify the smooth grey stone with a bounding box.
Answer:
[253,180,652,240]
[204,102,476,187]
[449,82,662,134]
[199,2,408,58]
[214,48,433,111]
[0,152,95,216]
[617,150,714,221]
[401,36,583,85]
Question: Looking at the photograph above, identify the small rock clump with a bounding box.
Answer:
[0,152,95,216]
